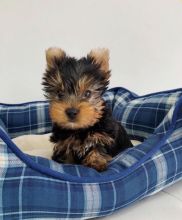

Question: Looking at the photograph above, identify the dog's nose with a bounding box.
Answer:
[65,108,79,120]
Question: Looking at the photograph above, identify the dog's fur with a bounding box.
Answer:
[42,47,133,171]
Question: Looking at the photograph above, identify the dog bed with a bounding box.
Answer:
[0,87,182,219]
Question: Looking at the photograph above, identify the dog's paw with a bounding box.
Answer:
[82,149,108,172]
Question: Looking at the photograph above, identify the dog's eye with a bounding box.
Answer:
[83,90,92,99]
[57,92,63,99]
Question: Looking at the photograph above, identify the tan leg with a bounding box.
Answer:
[82,149,112,172]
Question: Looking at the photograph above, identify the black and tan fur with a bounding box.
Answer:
[42,47,133,171]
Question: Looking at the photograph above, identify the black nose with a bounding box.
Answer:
[65,108,79,120]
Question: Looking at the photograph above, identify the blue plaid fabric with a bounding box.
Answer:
[0,87,182,219]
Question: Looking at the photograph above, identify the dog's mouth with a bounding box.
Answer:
[63,117,96,130]
[64,121,84,130]
[67,122,78,129]
[67,118,77,124]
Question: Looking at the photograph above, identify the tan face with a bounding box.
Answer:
[49,76,105,129]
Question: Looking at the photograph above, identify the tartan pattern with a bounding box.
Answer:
[0,87,182,219]
[0,102,52,138]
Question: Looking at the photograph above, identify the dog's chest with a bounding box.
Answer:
[57,130,114,160]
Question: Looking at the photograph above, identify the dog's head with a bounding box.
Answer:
[42,47,110,129]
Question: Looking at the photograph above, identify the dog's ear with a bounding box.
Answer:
[88,48,110,78]
[46,47,66,69]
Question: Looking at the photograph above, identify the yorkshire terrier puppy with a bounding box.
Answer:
[42,47,133,171]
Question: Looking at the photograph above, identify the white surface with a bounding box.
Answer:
[12,133,53,159]
[1,0,182,219]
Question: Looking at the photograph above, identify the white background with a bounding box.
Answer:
[0,0,182,103]
[1,1,182,219]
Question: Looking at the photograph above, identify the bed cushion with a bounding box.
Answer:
[0,87,182,219]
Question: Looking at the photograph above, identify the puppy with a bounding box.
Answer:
[42,47,133,171]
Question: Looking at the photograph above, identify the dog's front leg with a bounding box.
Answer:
[82,148,111,172]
